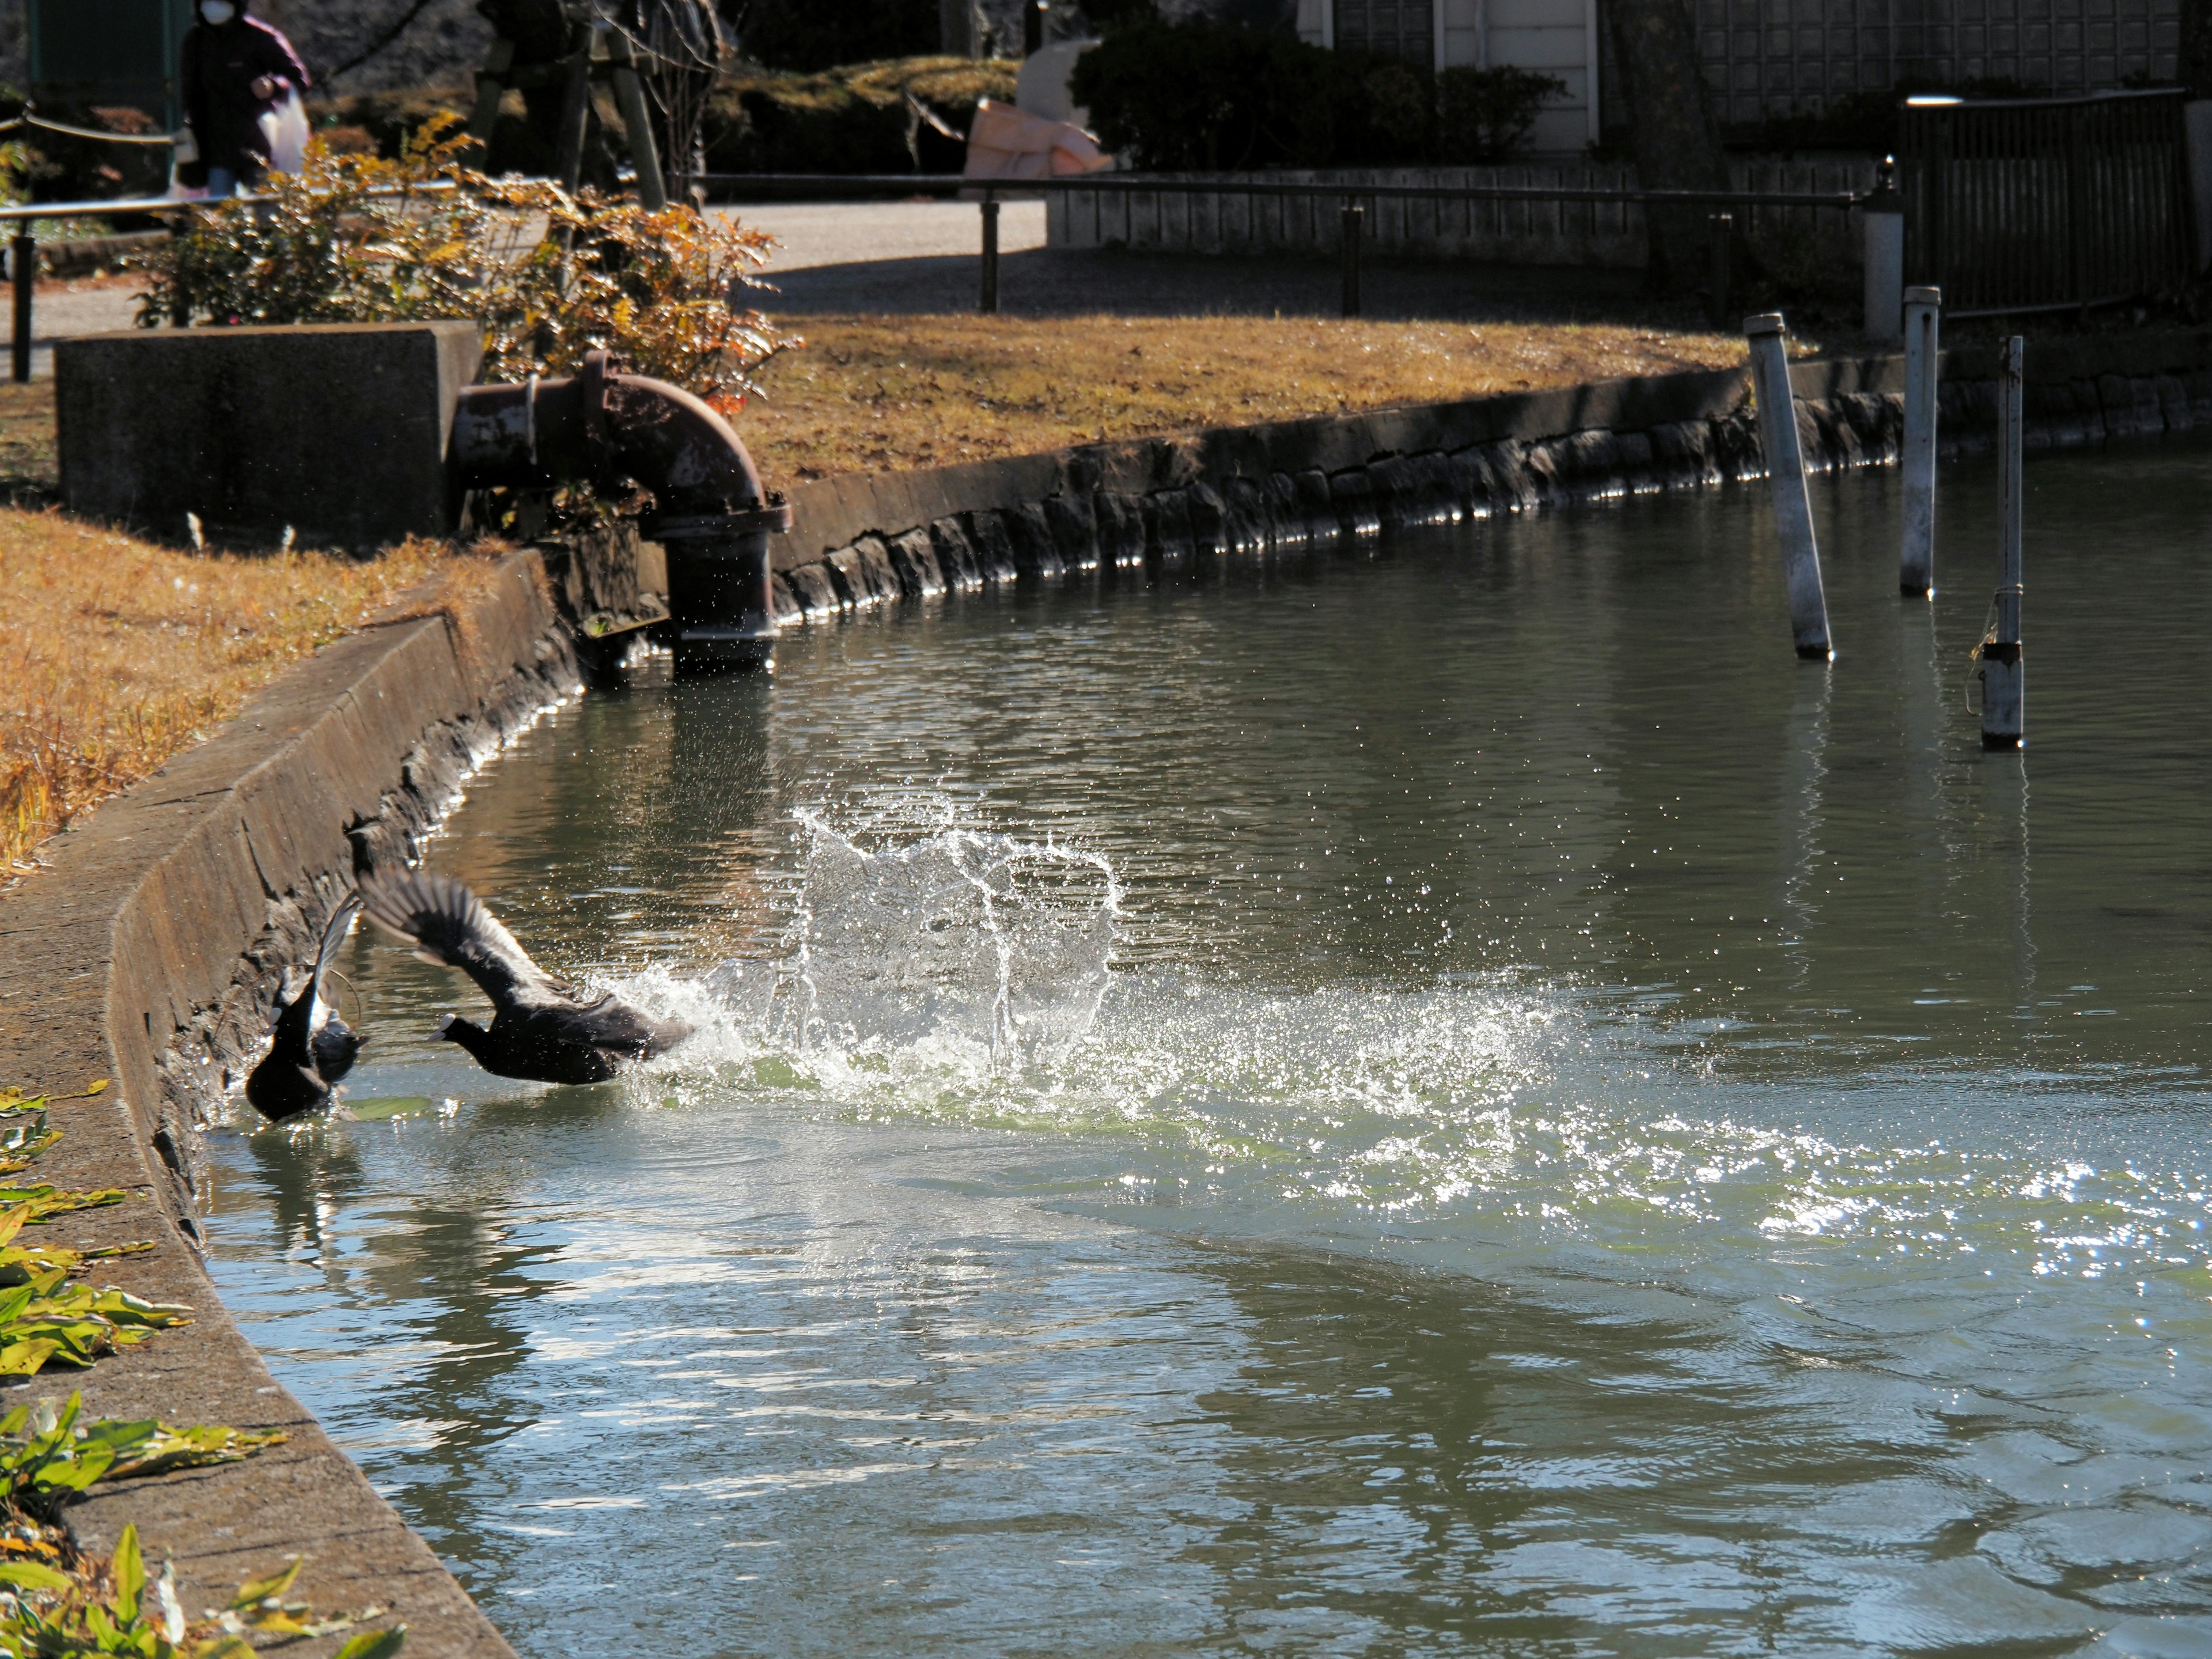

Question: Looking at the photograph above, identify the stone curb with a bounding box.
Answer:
[767,329,2212,627]
[0,550,577,1659]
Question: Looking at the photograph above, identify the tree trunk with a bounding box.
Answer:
[2182,0,2212,97]
[1605,0,1730,294]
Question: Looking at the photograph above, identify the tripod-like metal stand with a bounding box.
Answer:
[466,17,669,207]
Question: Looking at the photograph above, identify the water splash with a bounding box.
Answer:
[789,813,1120,1069]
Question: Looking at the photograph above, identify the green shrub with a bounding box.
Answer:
[740,0,944,73]
[1071,21,1562,171]
[1071,18,1380,170]
[700,56,1018,174]
[1438,65,1567,162]
[137,118,796,408]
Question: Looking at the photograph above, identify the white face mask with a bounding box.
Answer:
[201,1,237,22]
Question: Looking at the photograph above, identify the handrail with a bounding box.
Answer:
[0,114,183,146]
[679,170,1866,209]
[0,180,458,224]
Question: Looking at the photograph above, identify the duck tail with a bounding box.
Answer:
[313,891,361,988]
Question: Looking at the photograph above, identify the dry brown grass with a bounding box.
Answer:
[730,313,1753,480]
[0,514,506,873]
[0,383,56,493]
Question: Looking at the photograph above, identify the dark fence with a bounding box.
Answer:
[1900,88,2196,318]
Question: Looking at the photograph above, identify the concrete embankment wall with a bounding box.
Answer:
[0,552,575,1659]
[766,329,2212,624]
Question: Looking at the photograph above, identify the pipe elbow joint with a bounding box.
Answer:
[448,353,791,673]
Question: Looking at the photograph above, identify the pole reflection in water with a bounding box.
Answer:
[204,438,2212,1658]
[1776,658,1831,993]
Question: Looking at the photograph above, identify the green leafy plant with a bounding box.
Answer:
[1437,65,1569,163]
[0,1093,183,1381]
[0,1395,285,1510]
[138,115,797,410]
[0,1521,404,1658]
[0,1393,384,1659]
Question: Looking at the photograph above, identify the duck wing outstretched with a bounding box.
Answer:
[365,869,692,1082]
[359,869,567,1014]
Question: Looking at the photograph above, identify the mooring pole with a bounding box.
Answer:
[1707,212,1732,329]
[1340,197,1363,319]
[1745,312,1833,660]
[979,195,1000,315]
[1899,284,1941,596]
[9,230,32,384]
[1981,334,2025,749]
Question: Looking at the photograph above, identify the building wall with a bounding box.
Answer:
[1697,0,2181,123]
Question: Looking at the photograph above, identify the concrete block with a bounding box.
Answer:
[58,321,481,551]
[785,562,842,619]
[1291,469,1336,537]
[768,575,804,626]
[1142,489,1195,566]
[929,517,984,590]
[887,528,945,597]
[1003,502,1065,578]
[961,509,1020,583]
[827,546,893,610]
[1042,493,1098,569]
[1187,482,1230,554]
[1092,492,1146,569]
[1264,473,1308,544]
[1328,469,1380,537]
[1222,476,1271,551]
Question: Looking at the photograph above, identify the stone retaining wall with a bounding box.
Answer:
[0,551,575,1659]
[768,329,2212,628]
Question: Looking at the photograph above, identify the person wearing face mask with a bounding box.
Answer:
[179,0,310,197]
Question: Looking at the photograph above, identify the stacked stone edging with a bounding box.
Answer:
[0,552,574,1659]
[768,329,2212,627]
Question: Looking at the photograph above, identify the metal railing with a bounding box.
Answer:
[1899,88,2195,317]
[4,169,1868,384]
[680,171,1866,319]
[2,183,456,383]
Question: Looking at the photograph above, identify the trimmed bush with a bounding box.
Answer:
[1071,20,1563,170]
[1438,66,1568,162]
[702,56,1019,174]
[741,0,944,73]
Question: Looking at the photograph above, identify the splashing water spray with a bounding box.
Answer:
[782,810,1122,1074]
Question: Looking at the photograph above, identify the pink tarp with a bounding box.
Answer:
[963,99,1110,180]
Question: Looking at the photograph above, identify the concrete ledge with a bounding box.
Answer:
[0,551,577,1659]
[57,323,482,552]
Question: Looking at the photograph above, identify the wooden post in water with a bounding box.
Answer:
[1899,285,1940,596]
[1745,312,1833,660]
[1981,334,2025,748]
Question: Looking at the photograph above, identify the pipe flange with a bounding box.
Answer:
[580,350,613,472]
[644,504,794,539]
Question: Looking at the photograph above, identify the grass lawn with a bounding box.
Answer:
[729,313,1753,480]
[0,516,502,874]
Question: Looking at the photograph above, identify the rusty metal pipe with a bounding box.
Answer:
[449,353,790,673]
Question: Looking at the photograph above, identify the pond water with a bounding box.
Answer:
[203,438,2212,1658]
